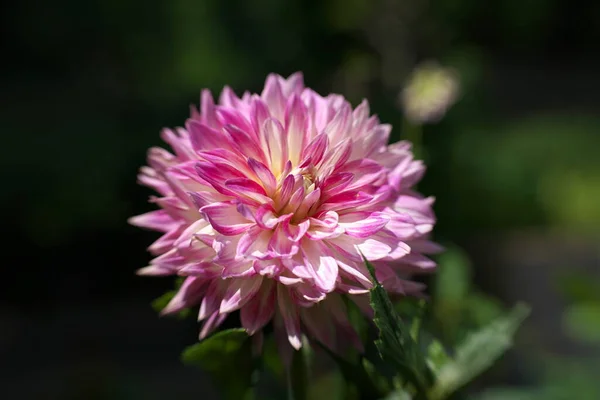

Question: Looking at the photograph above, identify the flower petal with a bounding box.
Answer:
[277,286,302,350]
[320,191,374,213]
[186,120,223,151]
[236,226,272,260]
[279,72,304,97]
[161,277,210,315]
[267,224,299,259]
[220,275,264,313]
[199,310,228,339]
[302,240,338,292]
[295,188,321,220]
[198,279,226,321]
[261,118,288,177]
[283,219,310,242]
[247,158,277,196]
[319,172,354,199]
[200,202,253,236]
[323,102,351,145]
[225,178,272,205]
[255,204,291,229]
[285,95,308,166]
[357,238,393,260]
[128,210,177,232]
[240,280,276,334]
[216,106,253,135]
[300,133,328,166]
[221,261,255,278]
[338,211,390,238]
[261,74,285,121]
[223,124,266,162]
[300,305,336,351]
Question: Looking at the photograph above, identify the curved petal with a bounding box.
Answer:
[236,226,272,260]
[301,240,339,292]
[220,275,264,313]
[267,225,300,259]
[247,158,277,196]
[198,280,227,321]
[161,277,210,315]
[200,202,254,236]
[338,211,390,238]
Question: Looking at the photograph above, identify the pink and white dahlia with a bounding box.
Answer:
[130,72,439,353]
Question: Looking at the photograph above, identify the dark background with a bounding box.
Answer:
[2,0,600,398]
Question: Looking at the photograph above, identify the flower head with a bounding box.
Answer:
[130,72,439,354]
[400,61,460,124]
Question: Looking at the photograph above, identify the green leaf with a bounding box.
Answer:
[394,298,426,342]
[434,246,471,304]
[151,290,175,313]
[426,340,451,375]
[428,304,531,400]
[318,342,386,399]
[364,256,433,394]
[465,292,504,327]
[345,295,370,344]
[562,302,600,345]
[362,356,393,395]
[384,388,413,400]
[432,246,473,345]
[181,328,254,400]
[469,388,538,400]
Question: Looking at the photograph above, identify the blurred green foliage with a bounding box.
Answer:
[431,246,504,345]
[181,329,255,399]
[445,115,600,231]
[431,250,600,400]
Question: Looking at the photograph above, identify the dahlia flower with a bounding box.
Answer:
[400,61,460,124]
[130,72,439,354]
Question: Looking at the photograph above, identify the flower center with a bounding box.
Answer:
[301,171,315,193]
[271,166,319,224]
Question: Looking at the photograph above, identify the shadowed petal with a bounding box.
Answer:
[301,305,336,351]
[199,310,228,339]
[220,275,264,313]
[198,280,227,321]
[277,286,302,350]
[241,280,276,334]
[161,277,210,315]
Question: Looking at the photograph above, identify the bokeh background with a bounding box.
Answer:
[2,0,600,398]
